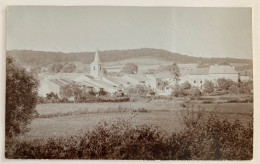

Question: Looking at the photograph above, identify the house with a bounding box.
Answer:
[186,68,210,88]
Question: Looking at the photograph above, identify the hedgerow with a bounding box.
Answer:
[6,109,253,160]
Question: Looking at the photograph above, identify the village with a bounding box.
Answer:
[37,49,252,100]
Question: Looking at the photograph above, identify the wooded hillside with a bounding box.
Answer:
[7,48,252,67]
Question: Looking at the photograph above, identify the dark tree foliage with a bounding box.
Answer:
[202,80,215,94]
[217,78,233,91]
[98,88,107,96]
[46,92,59,100]
[127,85,153,97]
[228,84,239,94]
[60,82,82,100]
[187,87,202,98]
[157,80,169,90]
[181,81,191,90]
[120,63,138,74]
[158,62,180,82]
[6,56,39,138]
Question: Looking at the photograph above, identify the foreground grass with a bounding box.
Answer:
[6,109,253,160]
[17,100,253,141]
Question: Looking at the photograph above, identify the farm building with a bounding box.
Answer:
[186,65,240,88]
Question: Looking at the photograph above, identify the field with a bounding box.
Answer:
[19,97,253,141]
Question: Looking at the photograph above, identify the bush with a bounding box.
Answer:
[171,84,184,97]
[202,100,213,104]
[181,81,191,90]
[238,81,253,94]
[228,84,239,94]
[187,87,202,98]
[6,109,253,160]
[126,85,154,101]
[202,80,214,94]
[217,78,233,91]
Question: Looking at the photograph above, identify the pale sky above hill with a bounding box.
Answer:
[7,6,252,59]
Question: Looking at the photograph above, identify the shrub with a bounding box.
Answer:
[202,80,214,94]
[202,100,213,104]
[177,109,253,160]
[171,84,183,97]
[228,84,239,94]
[187,87,202,98]
[6,109,253,160]
[126,85,153,101]
[238,81,253,94]
[181,81,192,96]
[181,81,191,90]
[217,78,233,91]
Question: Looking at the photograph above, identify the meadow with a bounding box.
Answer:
[18,96,253,142]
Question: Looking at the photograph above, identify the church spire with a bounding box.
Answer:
[93,48,101,63]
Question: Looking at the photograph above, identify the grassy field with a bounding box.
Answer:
[18,97,253,142]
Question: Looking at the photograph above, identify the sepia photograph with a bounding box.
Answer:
[5,6,253,160]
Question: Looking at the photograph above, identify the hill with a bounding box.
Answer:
[7,48,252,67]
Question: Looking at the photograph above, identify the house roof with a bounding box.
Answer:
[38,78,61,97]
[209,65,238,74]
[73,75,94,82]
[122,74,151,83]
[149,72,173,79]
[50,73,83,79]
[189,68,209,75]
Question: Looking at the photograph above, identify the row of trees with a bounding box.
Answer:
[203,78,253,94]
[172,82,202,98]
[172,78,253,98]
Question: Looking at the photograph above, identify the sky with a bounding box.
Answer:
[6,6,252,59]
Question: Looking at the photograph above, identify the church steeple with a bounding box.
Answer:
[90,49,103,79]
[93,49,101,63]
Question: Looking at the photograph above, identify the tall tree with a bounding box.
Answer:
[6,56,39,138]
[169,62,180,83]
[120,63,138,74]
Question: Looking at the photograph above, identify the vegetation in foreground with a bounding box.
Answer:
[6,109,253,160]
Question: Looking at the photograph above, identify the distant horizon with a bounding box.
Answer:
[7,48,252,61]
[7,7,252,59]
